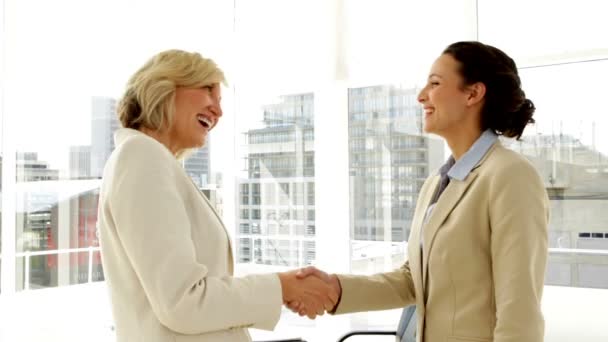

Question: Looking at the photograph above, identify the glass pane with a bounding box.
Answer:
[234,1,327,339]
[344,1,474,280]
[478,0,608,63]
[69,251,90,285]
[0,0,3,295]
[0,0,3,291]
[345,0,477,83]
[507,60,608,289]
[18,252,82,290]
[184,145,211,189]
[4,0,232,294]
[348,85,445,274]
[236,93,316,268]
[91,250,104,282]
[15,183,100,291]
[234,0,324,269]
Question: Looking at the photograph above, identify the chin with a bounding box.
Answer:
[191,134,206,147]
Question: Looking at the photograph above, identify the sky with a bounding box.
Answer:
[1,0,607,173]
[2,0,233,171]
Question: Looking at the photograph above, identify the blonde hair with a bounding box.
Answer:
[117,49,226,131]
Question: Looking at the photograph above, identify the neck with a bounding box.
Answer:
[444,127,483,161]
[139,126,179,156]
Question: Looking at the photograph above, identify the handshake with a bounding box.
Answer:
[278,266,341,319]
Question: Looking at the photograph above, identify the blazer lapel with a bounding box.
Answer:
[422,171,479,287]
[201,190,234,274]
[188,178,235,274]
[409,176,440,306]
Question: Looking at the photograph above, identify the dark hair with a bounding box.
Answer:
[443,41,535,140]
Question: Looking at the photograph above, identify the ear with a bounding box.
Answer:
[466,82,486,106]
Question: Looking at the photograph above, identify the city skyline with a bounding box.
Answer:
[236,93,316,268]
[3,85,608,290]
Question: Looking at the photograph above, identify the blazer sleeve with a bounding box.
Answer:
[489,159,549,342]
[333,261,416,314]
[108,138,282,334]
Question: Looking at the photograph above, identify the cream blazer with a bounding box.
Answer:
[335,142,549,342]
[98,128,282,342]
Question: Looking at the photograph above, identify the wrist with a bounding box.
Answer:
[278,272,293,300]
[329,274,342,313]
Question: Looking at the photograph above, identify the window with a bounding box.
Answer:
[1,0,233,297]
[239,224,251,235]
[263,183,276,205]
[3,1,608,341]
[509,60,608,288]
[306,182,315,205]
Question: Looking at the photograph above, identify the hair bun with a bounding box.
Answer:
[503,98,535,139]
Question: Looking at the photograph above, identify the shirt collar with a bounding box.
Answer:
[443,129,498,181]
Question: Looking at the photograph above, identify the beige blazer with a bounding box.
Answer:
[335,142,549,342]
[98,128,282,342]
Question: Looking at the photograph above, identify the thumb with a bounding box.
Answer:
[296,266,319,279]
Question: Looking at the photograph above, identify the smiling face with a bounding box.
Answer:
[417,53,477,139]
[166,83,222,153]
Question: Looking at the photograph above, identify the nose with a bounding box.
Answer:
[209,86,223,118]
[417,87,427,104]
[209,102,223,118]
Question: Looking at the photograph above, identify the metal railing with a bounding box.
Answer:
[15,246,101,290]
[548,247,608,256]
[7,246,608,291]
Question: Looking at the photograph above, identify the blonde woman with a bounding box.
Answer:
[98,50,337,342]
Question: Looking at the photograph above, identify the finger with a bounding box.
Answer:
[317,283,338,311]
[286,301,300,312]
[327,284,340,303]
[305,298,324,319]
[310,268,330,282]
[323,298,335,311]
[310,299,324,318]
[321,293,335,311]
[297,301,310,316]
[295,266,317,279]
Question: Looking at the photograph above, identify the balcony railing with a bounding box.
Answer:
[16,246,101,290]
[6,246,607,292]
[548,248,608,256]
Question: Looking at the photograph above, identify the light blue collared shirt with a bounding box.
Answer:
[446,129,498,182]
[421,129,498,241]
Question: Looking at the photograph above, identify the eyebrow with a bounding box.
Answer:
[428,73,443,79]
